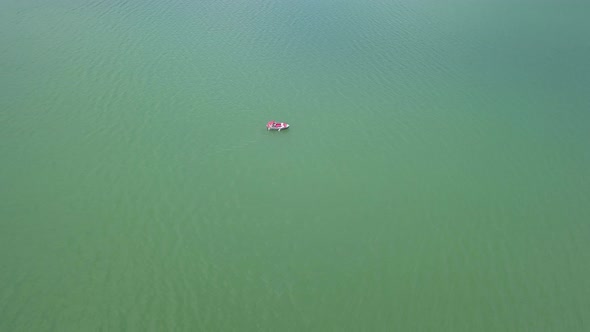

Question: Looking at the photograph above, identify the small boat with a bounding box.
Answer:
[266,120,289,131]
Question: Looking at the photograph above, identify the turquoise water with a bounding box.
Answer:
[1,0,589,330]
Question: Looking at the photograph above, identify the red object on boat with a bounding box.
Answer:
[266,120,289,131]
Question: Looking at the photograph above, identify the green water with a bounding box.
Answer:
[1,0,589,330]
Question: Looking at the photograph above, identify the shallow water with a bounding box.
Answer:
[1,0,589,330]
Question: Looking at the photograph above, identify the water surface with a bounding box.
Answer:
[1,0,589,331]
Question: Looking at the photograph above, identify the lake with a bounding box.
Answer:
[1,0,589,330]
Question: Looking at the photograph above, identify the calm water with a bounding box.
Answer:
[1,0,589,330]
